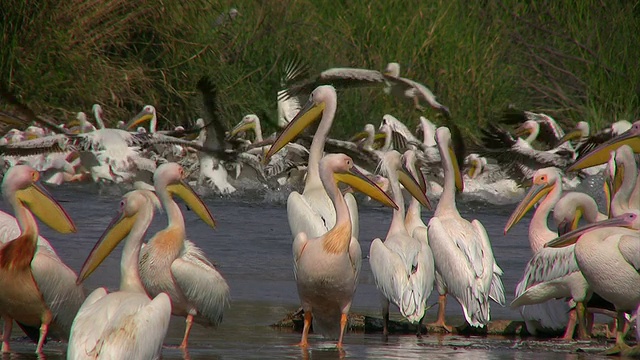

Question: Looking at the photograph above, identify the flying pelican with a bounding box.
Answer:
[546,211,640,354]
[0,165,84,354]
[139,163,229,349]
[264,85,360,239]
[568,120,640,171]
[427,127,505,330]
[68,190,171,360]
[370,150,434,337]
[291,153,397,348]
[505,168,592,339]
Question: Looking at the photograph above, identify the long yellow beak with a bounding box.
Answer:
[504,182,553,234]
[16,183,76,233]
[514,126,530,138]
[467,161,479,179]
[167,180,216,228]
[557,130,583,146]
[334,167,398,210]
[449,145,464,192]
[568,128,640,171]
[399,163,431,210]
[264,99,325,162]
[126,109,154,130]
[77,210,138,283]
[348,131,368,142]
[228,122,254,139]
[545,213,636,248]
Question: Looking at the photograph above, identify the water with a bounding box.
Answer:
[0,184,616,359]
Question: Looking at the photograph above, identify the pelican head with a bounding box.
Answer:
[77,190,160,283]
[417,116,437,147]
[401,150,431,209]
[383,62,400,78]
[324,154,398,209]
[436,126,463,192]
[504,167,561,234]
[514,120,537,138]
[116,120,126,129]
[228,114,259,139]
[545,210,640,248]
[127,105,157,131]
[465,153,485,179]
[1,165,76,234]
[568,120,640,171]
[265,85,335,161]
[557,121,589,145]
[92,104,103,118]
[154,163,215,228]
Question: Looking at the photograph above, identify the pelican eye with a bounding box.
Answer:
[31,171,39,182]
[539,175,546,182]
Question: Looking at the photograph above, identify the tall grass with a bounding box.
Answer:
[1,0,638,140]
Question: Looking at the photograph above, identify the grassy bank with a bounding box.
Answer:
[2,0,638,140]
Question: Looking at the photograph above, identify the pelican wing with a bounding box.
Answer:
[287,191,332,239]
[31,249,86,338]
[171,240,230,326]
[369,238,405,307]
[574,128,615,160]
[322,137,380,172]
[618,234,640,271]
[68,290,171,360]
[387,76,450,115]
[292,232,309,280]
[348,236,362,283]
[282,67,385,99]
[515,246,580,294]
[472,219,505,306]
[0,134,70,156]
[197,76,229,151]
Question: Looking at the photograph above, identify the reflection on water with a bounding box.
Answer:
[0,184,616,359]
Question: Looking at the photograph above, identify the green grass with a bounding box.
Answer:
[1,0,638,142]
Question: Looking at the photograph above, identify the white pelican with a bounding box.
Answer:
[427,127,504,330]
[571,120,633,158]
[464,154,487,179]
[606,145,639,217]
[546,211,640,354]
[139,163,229,349]
[552,192,607,235]
[568,120,640,171]
[127,105,158,133]
[369,150,434,337]
[264,85,360,240]
[505,168,591,339]
[92,104,106,129]
[291,153,397,348]
[0,165,84,354]
[68,190,171,360]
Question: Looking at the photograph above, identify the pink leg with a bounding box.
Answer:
[428,294,452,332]
[180,314,194,349]
[36,323,49,354]
[2,316,12,353]
[296,311,312,348]
[337,314,348,349]
[561,308,577,340]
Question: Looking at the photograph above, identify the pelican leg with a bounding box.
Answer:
[416,314,425,338]
[603,311,631,355]
[382,300,390,340]
[336,313,348,349]
[561,308,577,340]
[575,302,590,340]
[2,316,12,353]
[428,294,452,333]
[180,314,194,349]
[296,311,312,348]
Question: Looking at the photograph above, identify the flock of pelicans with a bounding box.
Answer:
[0,64,639,360]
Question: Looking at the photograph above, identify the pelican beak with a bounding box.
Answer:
[126,109,154,130]
[398,163,431,210]
[167,180,216,228]
[264,98,325,162]
[514,125,530,138]
[568,127,640,171]
[467,161,479,179]
[334,167,398,210]
[545,213,636,248]
[613,162,625,195]
[557,130,583,146]
[504,182,553,234]
[448,145,464,192]
[16,181,76,234]
[348,131,368,142]
[77,209,138,283]
[228,121,254,139]
[604,177,612,217]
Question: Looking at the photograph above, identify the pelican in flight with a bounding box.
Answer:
[505,168,592,339]
[369,150,434,337]
[68,190,171,360]
[546,211,640,354]
[427,127,505,330]
[291,153,397,348]
[139,163,229,349]
[568,120,640,171]
[265,85,360,239]
[0,165,84,354]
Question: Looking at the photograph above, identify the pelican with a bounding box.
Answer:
[92,104,106,129]
[606,145,639,217]
[464,154,487,179]
[265,85,360,240]
[291,153,397,348]
[127,105,158,133]
[68,190,171,360]
[553,192,607,235]
[427,127,505,330]
[369,150,434,337]
[546,211,640,354]
[568,120,640,171]
[0,165,84,354]
[139,163,229,349]
[571,120,634,158]
[505,168,592,339]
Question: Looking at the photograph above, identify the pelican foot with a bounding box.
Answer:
[602,342,631,356]
[427,321,453,333]
[295,341,309,348]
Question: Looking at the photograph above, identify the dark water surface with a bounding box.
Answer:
[0,184,616,359]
